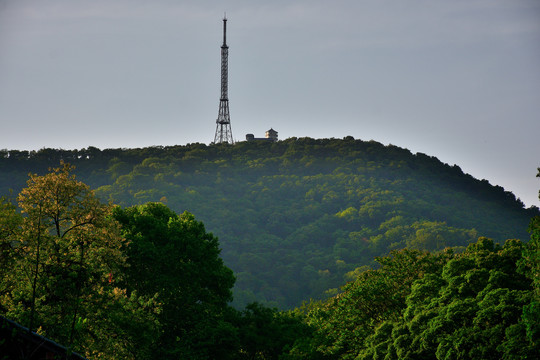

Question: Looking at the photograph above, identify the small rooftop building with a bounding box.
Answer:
[246,128,278,142]
[265,128,278,141]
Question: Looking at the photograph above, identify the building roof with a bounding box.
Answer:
[0,316,88,360]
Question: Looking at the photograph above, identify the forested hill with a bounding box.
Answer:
[1,137,538,308]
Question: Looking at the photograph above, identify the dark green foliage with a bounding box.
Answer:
[1,138,536,308]
[520,213,540,347]
[113,203,312,359]
[113,203,236,359]
[228,302,314,360]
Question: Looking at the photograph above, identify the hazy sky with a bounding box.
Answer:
[1,0,539,207]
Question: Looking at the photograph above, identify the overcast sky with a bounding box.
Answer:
[1,0,539,207]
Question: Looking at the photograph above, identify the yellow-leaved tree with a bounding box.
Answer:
[1,162,159,359]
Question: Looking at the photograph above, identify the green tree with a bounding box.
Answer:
[293,236,539,359]
[378,237,537,360]
[297,249,452,358]
[518,167,540,347]
[113,202,237,359]
[230,302,313,360]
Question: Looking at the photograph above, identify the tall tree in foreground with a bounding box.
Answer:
[114,203,237,359]
[0,163,159,359]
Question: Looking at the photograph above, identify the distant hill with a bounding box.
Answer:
[1,137,537,308]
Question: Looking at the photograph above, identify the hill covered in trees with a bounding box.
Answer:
[1,137,537,308]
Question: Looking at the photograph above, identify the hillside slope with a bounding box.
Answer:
[1,138,537,308]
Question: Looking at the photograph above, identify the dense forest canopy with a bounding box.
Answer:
[286,234,540,359]
[1,137,537,308]
[1,141,539,359]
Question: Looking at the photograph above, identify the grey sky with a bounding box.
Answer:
[1,0,539,207]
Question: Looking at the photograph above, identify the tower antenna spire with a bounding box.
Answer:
[222,13,227,46]
[213,16,234,144]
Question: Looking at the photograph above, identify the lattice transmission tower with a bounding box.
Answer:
[213,16,234,144]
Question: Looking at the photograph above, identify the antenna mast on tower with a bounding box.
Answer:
[213,16,234,144]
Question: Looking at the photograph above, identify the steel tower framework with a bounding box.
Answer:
[214,17,234,144]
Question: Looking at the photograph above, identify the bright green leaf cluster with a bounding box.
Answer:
[290,236,539,359]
